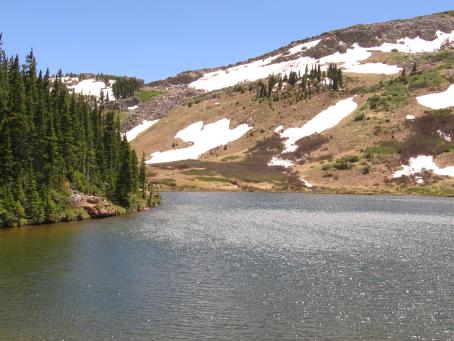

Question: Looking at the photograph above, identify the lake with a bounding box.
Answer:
[0,192,453,340]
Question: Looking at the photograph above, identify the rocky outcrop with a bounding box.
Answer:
[148,70,206,87]
[148,11,454,83]
[122,86,201,131]
[71,190,121,218]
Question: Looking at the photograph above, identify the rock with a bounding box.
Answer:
[122,86,202,132]
[87,196,100,204]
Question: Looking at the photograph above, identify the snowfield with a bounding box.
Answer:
[416,84,454,109]
[268,156,294,168]
[189,30,454,91]
[147,118,252,164]
[67,78,116,101]
[125,120,159,142]
[287,39,322,54]
[280,97,358,153]
[393,155,454,178]
[268,97,358,168]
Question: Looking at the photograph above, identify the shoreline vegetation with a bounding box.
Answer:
[155,184,454,197]
[0,36,160,228]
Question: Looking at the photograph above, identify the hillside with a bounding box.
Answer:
[125,11,454,196]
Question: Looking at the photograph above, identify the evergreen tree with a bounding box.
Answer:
[0,36,149,227]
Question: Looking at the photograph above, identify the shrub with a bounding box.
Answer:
[354,112,366,121]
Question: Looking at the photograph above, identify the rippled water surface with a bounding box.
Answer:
[1,193,454,340]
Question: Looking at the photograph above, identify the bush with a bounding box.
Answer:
[367,83,408,111]
[364,145,397,160]
[332,155,359,170]
[354,112,366,121]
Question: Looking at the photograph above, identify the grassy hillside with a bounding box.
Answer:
[129,47,454,195]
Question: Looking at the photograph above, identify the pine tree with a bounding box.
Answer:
[139,152,147,198]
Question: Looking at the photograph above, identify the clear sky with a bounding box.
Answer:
[1,0,453,82]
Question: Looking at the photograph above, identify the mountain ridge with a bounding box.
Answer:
[150,11,454,87]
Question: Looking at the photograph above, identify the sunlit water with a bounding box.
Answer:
[0,193,453,340]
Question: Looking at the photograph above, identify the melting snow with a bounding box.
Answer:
[288,39,321,54]
[268,156,294,168]
[268,97,358,168]
[125,120,159,142]
[393,155,454,178]
[437,129,452,142]
[370,30,454,53]
[343,62,401,74]
[147,118,251,164]
[280,97,358,153]
[67,79,116,101]
[274,125,284,133]
[406,114,416,120]
[189,30,454,91]
[300,178,313,188]
[416,84,454,109]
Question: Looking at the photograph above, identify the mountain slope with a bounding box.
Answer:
[129,11,454,195]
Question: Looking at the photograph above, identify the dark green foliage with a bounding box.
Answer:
[112,77,142,99]
[0,37,147,227]
[333,155,359,170]
[367,83,408,111]
[256,64,343,100]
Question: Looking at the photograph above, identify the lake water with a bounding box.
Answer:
[0,192,453,340]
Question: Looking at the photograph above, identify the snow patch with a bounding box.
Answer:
[416,84,454,109]
[370,30,454,53]
[288,39,321,54]
[128,105,138,111]
[125,120,159,142]
[274,125,284,133]
[300,178,313,188]
[343,62,401,75]
[147,118,252,164]
[67,79,116,101]
[406,114,416,120]
[268,156,294,168]
[393,155,454,178]
[189,31,454,91]
[280,97,358,153]
[437,129,452,142]
[267,97,358,168]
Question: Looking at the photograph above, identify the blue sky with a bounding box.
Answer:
[1,0,453,82]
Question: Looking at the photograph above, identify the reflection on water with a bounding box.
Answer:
[0,193,453,340]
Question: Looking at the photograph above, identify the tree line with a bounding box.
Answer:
[0,35,150,227]
[256,63,344,100]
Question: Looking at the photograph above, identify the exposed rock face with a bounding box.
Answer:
[150,11,454,83]
[71,190,120,218]
[122,86,202,131]
[148,71,206,87]
[304,13,454,59]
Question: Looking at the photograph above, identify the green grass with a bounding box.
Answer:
[181,169,217,176]
[117,111,130,124]
[404,185,454,197]
[364,145,397,159]
[136,89,160,102]
[408,70,446,90]
[194,176,232,183]
[367,83,408,111]
[153,178,176,186]
[322,155,360,171]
